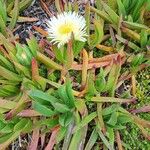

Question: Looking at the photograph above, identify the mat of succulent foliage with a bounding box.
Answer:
[0,0,150,150]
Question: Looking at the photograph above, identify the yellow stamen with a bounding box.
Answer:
[59,24,73,34]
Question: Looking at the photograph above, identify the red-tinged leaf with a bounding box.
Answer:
[40,0,53,17]
[40,133,46,149]
[31,58,39,80]
[130,105,150,114]
[131,115,150,129]
[89,52,125,63]
[17,109,41,117]
[81,49,88,90]
[8,16,39,23]
[116,131,123,150]
[45,127,60,150]
[33,25,48,37]
[71,61,110,70]
[18,16,39,22]
[55,0,64,13]
[28,128,40,150]
[131,75,137,97]
[66,40,73,69]
[31,59,46,90]
[0,33,16,54]
[5,93,28,120]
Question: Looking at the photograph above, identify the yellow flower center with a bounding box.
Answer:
[59,24,73,34]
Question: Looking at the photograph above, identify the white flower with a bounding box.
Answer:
[47,11,87,48]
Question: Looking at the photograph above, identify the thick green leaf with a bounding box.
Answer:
[96,125,114,150]
[29,89,59,105]
[73,40,85,56]
[117,114,133,124]
[59,112,73,127]
[58,84,70,105]
[0,66,21,82]
[140,29,148,47]
[0,133,14,144]
[0,124,14,134]
[36,118,58,128]
[54,102,70,113]
[66,80,75,108]
[123,21,148,30]
[0,0,7,23]
[14,118,29,132]
[116,35,142,51]
[106,127,115,147]
[84,129,98,150]
[0,15,6,36]
[101,1,119,24]
[9,0,19,29]
[0,120,5,130]
[73,112,97,133]
[68,129,82,150]
[19,0,33,12]
[117,0,126,17]
[22,119,33,133]
[95,68,106,93]
[32,101,56,117]
[107,112,118,126]
[0,54,14,71]
[52,45,65,63]
[89,19,104,48]
[106,57,121,96]
[27,35,39,56]
[102,104,119,116]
